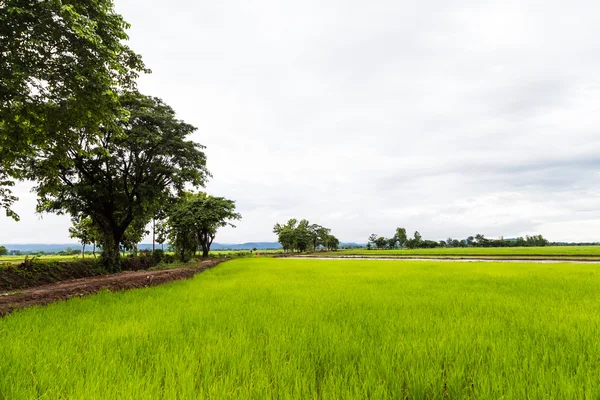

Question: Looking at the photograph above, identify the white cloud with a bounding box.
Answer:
[2,0,600,244]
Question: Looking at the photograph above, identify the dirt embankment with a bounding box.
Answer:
[0,259,225,317]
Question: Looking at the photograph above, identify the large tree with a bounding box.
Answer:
[167,192,241,259]
[31,93,209,271]
[0,0,146,219]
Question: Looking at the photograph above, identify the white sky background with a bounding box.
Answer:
[2,0,600,244]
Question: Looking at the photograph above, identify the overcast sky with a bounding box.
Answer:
[2,0,600,244]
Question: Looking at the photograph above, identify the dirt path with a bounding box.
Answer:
[291,256,600,264]
[0,259,225,317]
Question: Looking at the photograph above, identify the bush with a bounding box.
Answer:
[121,253,158,271]
[152,249,164,263]
[162,254,176,264]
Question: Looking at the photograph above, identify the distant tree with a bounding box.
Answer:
[474,234,490,247]
[368,234,378,248]
[446,237,454,247]
[120,220,150,255]
[167,192,241,259]
[294,220,313,252]
[275,219,336,253]
[68,217,101,258]
[366,243,372,250]
[274,219,298,252]
[309,224,330,252]
[387,237,398,249]
[420,240,439,248]
[451,239,461,248]
[324,235,340,251]
[374,236,387,249]
[396,228,407,248]
[413,231,422,246]
[466,236,475,247]
[0,246,7,256]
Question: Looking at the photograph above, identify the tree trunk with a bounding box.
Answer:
[82,243,86,258]
[93,243,96,258]
[100,231,123,273]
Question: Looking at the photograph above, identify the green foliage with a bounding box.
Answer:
[395,227,407,248]
[166,192,241,260]
[30,92,209,272]
[1,258,600,398]
[0,246,7,256]
[68,217,101,257]
[0,0,147,219]
[274,219,339,252]
[371,228,550,250]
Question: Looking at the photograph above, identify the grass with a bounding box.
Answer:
[328,245,600,257]
[1,258,599,399]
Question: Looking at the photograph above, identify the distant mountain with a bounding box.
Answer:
[340,242,366,248]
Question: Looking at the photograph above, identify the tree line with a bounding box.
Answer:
[0,0,239,271]
[368,229,549,249]
[273,219,339,252]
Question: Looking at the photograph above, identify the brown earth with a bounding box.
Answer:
[0,259,225,317]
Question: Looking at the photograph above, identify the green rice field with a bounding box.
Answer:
[1,258,599,399]
[330,245,600,258]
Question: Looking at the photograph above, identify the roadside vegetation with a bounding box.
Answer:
[1,258,599,399]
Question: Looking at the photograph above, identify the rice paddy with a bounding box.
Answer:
[1,258,599,399]
[331,245,600,258]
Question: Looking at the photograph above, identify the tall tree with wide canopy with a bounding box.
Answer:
[0,0,146,219]
[30,92,209,271]
[167,192,241,259]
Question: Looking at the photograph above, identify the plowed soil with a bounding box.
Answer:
[0,259,224,317]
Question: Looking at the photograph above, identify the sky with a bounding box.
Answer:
[2,0,600,244]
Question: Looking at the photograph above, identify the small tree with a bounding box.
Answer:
[396,228,407,249]
[68,217,100,258]
[0,246,7,256]
[167,192,241,259]
[374,236,387,249]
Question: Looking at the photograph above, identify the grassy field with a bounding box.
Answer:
[1,258,599,399]
[328,245,600,257]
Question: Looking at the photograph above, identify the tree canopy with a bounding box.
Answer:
[165,192,241,260]
[0,0,147,220]
[368,228,549,249]
[274,219,339,252]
